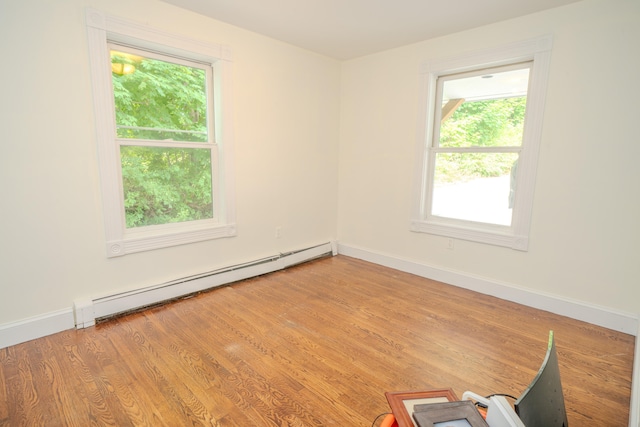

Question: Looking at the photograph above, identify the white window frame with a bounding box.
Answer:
[86,9,236,257]
[411,36,552,251]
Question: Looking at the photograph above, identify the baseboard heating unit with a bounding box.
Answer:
[74,241,336,328]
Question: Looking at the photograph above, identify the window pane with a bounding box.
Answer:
[431,152,518,226]
[438,67,529,148]
[121,146,213,228]
[111,49,208,142]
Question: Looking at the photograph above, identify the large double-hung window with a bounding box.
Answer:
[110,45,215,229]
[411,37,552,250]
[86,9,236,257]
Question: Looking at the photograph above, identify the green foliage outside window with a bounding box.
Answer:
[436,97,526,183]
[111,51,208,141]
[111,50,214,228]
[120,146,213,228]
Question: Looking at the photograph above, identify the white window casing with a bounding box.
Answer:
[86,9,236,257]
[411,36,553,251]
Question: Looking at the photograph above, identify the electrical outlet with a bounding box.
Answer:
[275,226,282,239]
[447,238,454,249]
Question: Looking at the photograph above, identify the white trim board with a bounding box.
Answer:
[0,309,75,349]
[77,242,335,328]
[0,241,335,349]
[0,242,637,425]
[335,244,640,426]
[337,243,638,336]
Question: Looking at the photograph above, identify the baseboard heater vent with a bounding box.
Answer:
[74,241,336,328]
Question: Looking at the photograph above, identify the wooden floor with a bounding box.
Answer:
[0,255,635,426]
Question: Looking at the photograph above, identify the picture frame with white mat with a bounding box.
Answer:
[385,389,459,427]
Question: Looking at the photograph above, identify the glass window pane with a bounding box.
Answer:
[121,146,213,228]
[438,67,529,148]
[431,152,519,226]
[111,49,209,143]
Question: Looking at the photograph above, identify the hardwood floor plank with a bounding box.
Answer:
[65,333,121,425]
[0,350,8,424]
[0,255,634,426]
[106,317,223,426]
[34,337,86,426]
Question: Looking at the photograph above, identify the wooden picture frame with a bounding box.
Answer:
[384,389,459,427]
[412,400,489,427]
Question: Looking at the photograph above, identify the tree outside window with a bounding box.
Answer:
[110,46,215,229]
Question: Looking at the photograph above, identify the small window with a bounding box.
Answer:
[411,37,552,250]
[86,9,236,257]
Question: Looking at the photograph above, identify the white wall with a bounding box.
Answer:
[0,0,340,326]
[338,0,640,319]
[1,0,638,339]
[0,1,639,423]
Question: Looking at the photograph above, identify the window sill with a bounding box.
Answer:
[410,220,528,251]
[106,222,237,257]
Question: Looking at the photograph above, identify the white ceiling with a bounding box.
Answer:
[159,0,581,60]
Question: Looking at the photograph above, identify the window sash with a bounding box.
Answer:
[109,42,215,145]
[426,151,520,227]
[432,62,532,150]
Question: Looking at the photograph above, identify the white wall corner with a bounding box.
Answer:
[73,299,96,329]
[336,244,640,425]
[336,243,639,336]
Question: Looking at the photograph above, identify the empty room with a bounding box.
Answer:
[1,0,638,425]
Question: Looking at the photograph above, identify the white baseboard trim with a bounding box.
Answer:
[337,243,639,335]
[0,308,75,349]
[81,241,335,327]
[0,241,638,425]
[337,243,640,426]
[0,241,334,349]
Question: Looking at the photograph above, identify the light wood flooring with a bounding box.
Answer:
[0,255,635,426]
